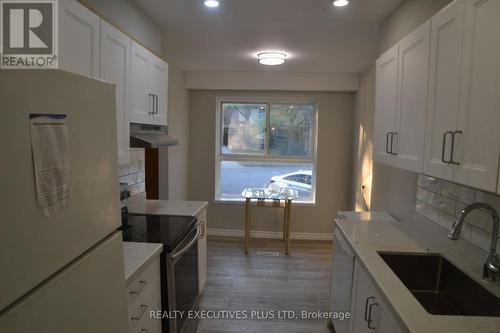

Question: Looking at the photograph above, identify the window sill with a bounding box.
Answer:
[213,198,317,207]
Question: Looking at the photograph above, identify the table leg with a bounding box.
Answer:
[245,198,250,254]
[285,199,292,255]
[282,200,288,242]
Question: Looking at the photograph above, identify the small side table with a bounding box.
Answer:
[241,188,299,255]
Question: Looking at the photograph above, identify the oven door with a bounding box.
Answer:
[167,223,200,333]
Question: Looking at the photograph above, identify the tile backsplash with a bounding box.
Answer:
[119,148,145,195]
[415,174,500,254]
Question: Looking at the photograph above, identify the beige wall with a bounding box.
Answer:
[352,0,452,220]
[188,90,354,235]
[351,67,375,211]
[164,65,190,200]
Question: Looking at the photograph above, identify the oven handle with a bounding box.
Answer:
[171,223,201,261]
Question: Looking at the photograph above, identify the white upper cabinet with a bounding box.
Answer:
[453,0,500,192]
[100,21,131,166]
[150,57,169,125]
[131,42,152,124]
[393,21,430,173]
[423,0,465,181]
[374,44,399,167]
[59,0,100,78]
[131,42,169,126]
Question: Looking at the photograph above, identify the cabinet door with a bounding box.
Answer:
[59,0,100,78]
[131,42,153,124]
[453,0,500,192]
[197,208,208,293]
[350,263,377,333]
[149,56,169,126]
[423,0,465,181]
[350,262,405,333]
[100,21,131,166]
[393,21,431,173]
[375,305,404,333]
[374,44,398,167]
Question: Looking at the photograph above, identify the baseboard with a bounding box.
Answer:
[207,228,333,241]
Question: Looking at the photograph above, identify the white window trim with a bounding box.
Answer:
[214,95,319,204]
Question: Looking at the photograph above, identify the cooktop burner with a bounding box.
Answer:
[120,214,197,253]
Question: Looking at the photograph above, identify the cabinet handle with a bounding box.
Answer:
[390,132,398,155]
[129,280,147,295]
[155,94,159,115]
[198,220,206,239]
[141,329,149,333]
[148,94,155,115]
[386,132,391,154]
[131,304,148,322]
[441,131,453,164]
[364,296,375,322]
[367,301,379,329]
[450,130,462,165]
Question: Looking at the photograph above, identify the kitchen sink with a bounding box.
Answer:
[378,252,500,316]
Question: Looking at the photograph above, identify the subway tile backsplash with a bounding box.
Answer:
[415,174,500,255]
[119,148,145,195]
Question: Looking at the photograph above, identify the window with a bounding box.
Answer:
[215,98,317,203]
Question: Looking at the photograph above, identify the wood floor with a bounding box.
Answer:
[196,237,334,333]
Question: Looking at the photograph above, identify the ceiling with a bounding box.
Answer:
[133,0,403,73]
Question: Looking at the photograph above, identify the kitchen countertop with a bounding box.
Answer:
[122,242,163,284]
[128,195,208,217]
[335,214,500,333]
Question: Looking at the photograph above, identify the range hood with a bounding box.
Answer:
[130,123,178,148]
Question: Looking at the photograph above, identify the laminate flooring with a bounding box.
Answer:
[196,237,335,333]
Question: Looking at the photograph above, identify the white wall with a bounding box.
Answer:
[79,0,162,53]
[188,90,354,235]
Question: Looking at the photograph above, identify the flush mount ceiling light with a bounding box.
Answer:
[257,52,288,66]
[204,0,220,8]
[333,0,349,7]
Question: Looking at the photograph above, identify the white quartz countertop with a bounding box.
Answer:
[122,242,163,284]
[336,215,500,333]
[128,195,208,217]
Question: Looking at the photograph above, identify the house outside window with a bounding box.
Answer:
[215,97,318,203]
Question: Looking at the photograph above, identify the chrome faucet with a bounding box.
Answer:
[448,202,500,281]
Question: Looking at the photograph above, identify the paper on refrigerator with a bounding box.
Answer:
[30,114,70,215]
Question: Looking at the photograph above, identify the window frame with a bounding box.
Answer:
[214,96,319,204]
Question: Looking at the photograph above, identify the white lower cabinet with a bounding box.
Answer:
[197,207,208,293]
[126,256,162,333]
[350,261,404,333]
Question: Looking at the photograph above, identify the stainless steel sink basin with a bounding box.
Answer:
[379,252,500,316]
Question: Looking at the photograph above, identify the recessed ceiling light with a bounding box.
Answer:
[257,52,288,66]
[204,0,220,8]
[333,0,349,7]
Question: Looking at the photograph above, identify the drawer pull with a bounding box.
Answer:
[129,280,147,295]
[141,329,149,333]
[131,304,148,322]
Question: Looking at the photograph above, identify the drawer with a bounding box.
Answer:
[129,274,162,332]
[126,256,161,306]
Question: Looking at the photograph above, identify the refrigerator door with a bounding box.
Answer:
[0,232,128,333]
[0,70,121,311]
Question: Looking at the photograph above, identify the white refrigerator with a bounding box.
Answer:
[0,70,129,332]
